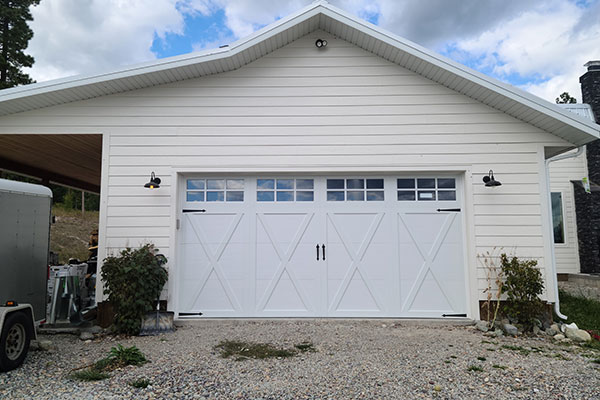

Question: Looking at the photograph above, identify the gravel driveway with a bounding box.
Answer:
[1,320,598,399]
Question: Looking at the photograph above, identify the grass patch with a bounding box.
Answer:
[294,342,316,353]
[492,364,507,370]
[477,356,486,361]
[486,348,496,352]
[501,344,544,356]
[467,365,484,372]
[450,355,457,359]
[552,353,571,361]
[69,369,111,382]
[558,290,600,332]
[130,378,151,388]
[215,340,314,361]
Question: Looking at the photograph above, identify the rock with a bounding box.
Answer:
[493,329,504,338]
[546,324,560,336]
[503,323,519,336]
[553,334,565,340]
[79,331,94,341]
[565,327,592,342]
[39,340,54,351]
[533,326,541,335]
[561,322,577,333]
[81,325,102,334]
[29,340,40,351]
[475,321,489,332]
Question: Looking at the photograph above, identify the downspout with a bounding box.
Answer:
[545,146,585,320]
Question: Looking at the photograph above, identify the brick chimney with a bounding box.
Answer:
[574,61,600,273]
[580,61,600,183]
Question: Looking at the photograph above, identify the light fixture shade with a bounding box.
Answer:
[144,172,161,189]
[482,170,502,187]
[315,39,327,48]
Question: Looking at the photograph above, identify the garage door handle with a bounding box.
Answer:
[436,208,460,212]
[321,244,326,261]
[183,209,206,213]
[316,244,320,260]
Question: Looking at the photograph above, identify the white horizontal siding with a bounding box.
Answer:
[548,150,587,273]
[0,30,570,305]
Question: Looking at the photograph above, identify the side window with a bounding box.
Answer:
[186,179,244,202]
[326,178,384,201]
[551,192,565,244]
[257,179,314,202]
[397,178,456,201]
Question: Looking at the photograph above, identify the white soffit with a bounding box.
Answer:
[0,1,598,146]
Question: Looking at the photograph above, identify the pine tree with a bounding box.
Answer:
[0,0,40,89]
[555,92,577,104]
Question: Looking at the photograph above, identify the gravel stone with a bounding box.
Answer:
[1,320,599,399]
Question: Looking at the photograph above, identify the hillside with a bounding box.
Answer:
[50,206,99,264]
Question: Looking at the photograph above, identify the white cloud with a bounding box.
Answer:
[445,0,600,101]
[26,0,186,82]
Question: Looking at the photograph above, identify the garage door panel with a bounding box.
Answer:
[399,210,466,315]
[326,212,389,315]
[255,212,321,315]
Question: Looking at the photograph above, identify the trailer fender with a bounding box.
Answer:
[0,305,37,341]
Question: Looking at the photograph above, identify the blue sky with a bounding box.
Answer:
[26,0,600,102]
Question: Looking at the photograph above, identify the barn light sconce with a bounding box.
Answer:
[315,38,327,48]
[144,172,161,189]
[482,170,502,187]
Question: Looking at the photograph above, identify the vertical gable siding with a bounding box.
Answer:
[0,31,570,303]
[549,151,587,273]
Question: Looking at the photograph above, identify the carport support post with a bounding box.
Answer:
[81,191,85,215]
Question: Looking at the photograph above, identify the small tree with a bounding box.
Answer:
[555,92,577,104]
[500,254,545,330]
[101,244,168,335]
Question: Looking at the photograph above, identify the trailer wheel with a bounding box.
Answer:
[0,312,32,372]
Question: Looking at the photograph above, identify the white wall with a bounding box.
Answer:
[549,150,587,273]
[0,31,572,309]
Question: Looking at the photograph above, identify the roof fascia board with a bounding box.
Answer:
[317,5,600,137]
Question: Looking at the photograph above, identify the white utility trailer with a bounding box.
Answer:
[0,178,52,372]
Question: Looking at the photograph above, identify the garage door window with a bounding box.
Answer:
[257,178,314,202]
[326,178,384,201]
[186,179,244,202]
[397,178,456,201]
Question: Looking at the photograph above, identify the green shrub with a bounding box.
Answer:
[108,344,147,367]
[101,244,168,335]
[130,378,151,388]
[500,254,544,330]
[69,369,111,381]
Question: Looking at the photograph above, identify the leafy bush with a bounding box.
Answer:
[500,254,545,330]
[69,369,111,381]
[70,344,148,382]
[101,244,168,335]
[130,378,151,388]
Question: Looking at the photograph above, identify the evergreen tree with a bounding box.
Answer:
[555,92,577,104]
[0,0,40,89]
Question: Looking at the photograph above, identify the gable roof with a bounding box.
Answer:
[0,1,599,146]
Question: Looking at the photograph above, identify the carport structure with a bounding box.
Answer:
[0,134,102,193]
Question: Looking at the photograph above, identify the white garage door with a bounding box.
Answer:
[178,176,467,318]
